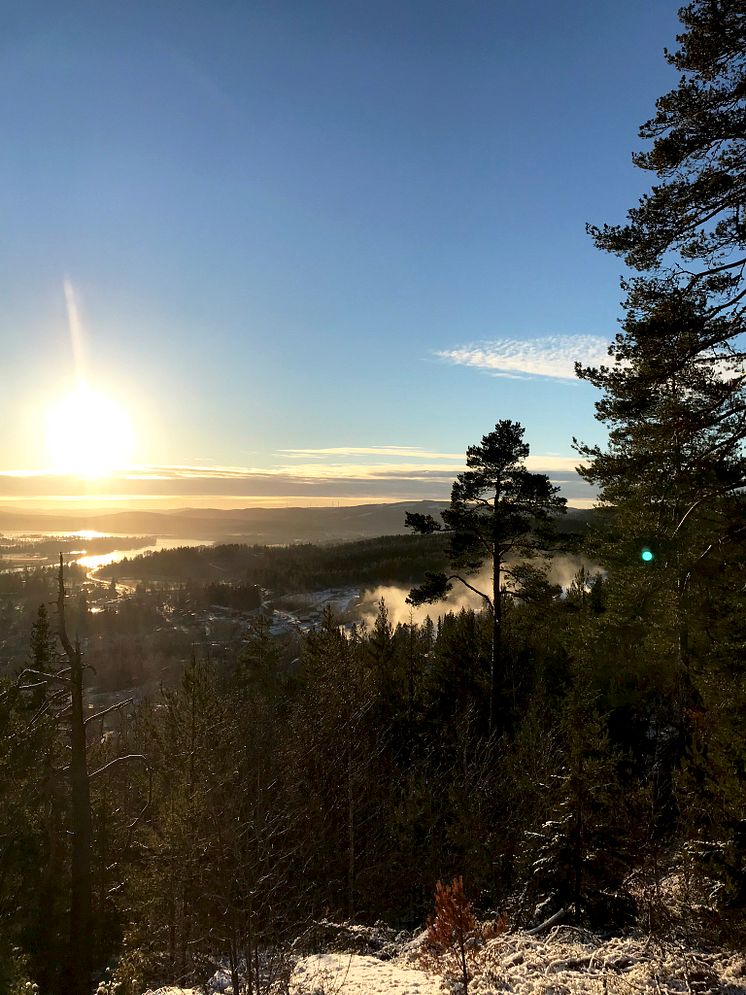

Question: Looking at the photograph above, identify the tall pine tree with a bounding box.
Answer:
[406,420,566,734]
[576,0,746,932]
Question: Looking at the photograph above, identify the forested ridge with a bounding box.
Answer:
[1,3,746,993]
[98,532,454,590]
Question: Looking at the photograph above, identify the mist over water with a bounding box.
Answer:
[546,553,602,589]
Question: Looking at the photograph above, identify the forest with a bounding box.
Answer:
[1,2,745,993]
[99,532,455,590]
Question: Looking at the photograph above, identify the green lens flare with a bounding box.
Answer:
[641,548,654,562]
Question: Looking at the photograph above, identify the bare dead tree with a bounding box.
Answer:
[16,557,149,995]
[57,554,94,995]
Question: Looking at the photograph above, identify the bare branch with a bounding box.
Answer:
[84,698,134,727]
[89,754,148,780]
[57,555,76,661]
[526,907,567,935]
[126,766,153,838]
[672,497,707,538]
[684,255,746,288]
[15,667,72,686]
[708,284,746,317]
[449,574,493,609]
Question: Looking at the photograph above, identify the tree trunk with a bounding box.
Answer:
[459,933,469,995]
[490,482,502,736]
[58,556,94,995]
[228,930,241,995]
[492,560,502,731]
[347,740,355,918]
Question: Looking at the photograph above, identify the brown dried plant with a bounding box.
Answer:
[420,877,507,995]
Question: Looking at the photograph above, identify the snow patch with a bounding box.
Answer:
[290,952,442,994]
[142,927,746,995]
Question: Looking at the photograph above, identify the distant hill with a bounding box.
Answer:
[0,501,452,545]
[0,502,600,548]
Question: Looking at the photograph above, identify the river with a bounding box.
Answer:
[0,531,212,574]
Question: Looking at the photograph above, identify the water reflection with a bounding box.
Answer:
[0,530,211,574]
[76,537,209,571]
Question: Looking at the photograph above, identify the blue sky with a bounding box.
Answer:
[0,0,681,507]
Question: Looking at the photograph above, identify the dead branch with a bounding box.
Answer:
[525,907,567,935]
[449,574,493,609]
[84,698,134,727]
[89,754,148,779]
[57,554,76,661]
[126,765,153,840]
[15,667,72,686]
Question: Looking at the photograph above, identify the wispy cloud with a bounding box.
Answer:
[525,455,584,472]
[1,445,586,492]
[435,335,610,380]
[279,446,464,460]
[0,461,593,503]
[0,465,456,501]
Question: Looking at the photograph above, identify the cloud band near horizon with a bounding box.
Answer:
[0,455,595,505]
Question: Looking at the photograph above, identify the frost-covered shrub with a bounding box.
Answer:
[0,944,37,995]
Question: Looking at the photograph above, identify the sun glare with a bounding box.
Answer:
[45,385,135,477]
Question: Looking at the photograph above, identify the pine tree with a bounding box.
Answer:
[406,421,566,733]
[577,0,746,930]
[589,0,746,348]
[424,877,479,995]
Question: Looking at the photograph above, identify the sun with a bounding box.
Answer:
[45,384,135,477]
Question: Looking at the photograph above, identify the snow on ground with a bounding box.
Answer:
[467,927,746,995]
[408,926,746,995]
[142,989,199,995]
[142,926,746,995]
[290,952,441,995]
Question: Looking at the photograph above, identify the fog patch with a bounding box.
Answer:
[357,555,602,628]
[547,553,603,590]
[358,566,493,628]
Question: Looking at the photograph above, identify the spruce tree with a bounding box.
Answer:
[527,668,627,929]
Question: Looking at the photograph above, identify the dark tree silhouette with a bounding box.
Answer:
[576,0,746,914]
[405,421,566,733]
[576,0,746,732]
[55,556,94,995]
[589,0,746,342]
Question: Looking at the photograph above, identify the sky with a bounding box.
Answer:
[0,0,682,509]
